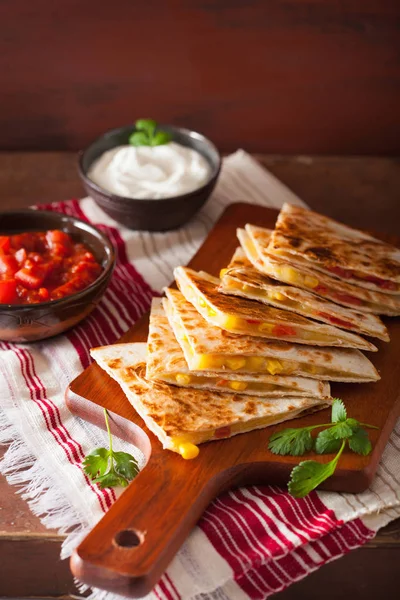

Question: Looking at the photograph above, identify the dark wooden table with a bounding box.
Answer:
[0,153,399,598]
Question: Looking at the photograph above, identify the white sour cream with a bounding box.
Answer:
[88,142,211,199]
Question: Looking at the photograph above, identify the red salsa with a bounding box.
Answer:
[0,230,102,305]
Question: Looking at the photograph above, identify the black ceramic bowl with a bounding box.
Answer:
[78,124,221,231]
[0,210,115,342]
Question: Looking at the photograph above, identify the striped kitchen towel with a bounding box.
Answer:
[1,150,399,600]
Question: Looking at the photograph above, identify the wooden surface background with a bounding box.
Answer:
[1,0,400,154]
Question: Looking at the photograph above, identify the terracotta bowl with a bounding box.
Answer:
[78,124,221,231]
[0,210,115,342]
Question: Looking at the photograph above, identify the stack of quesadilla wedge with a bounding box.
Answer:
[219,247,389,342]
[240,222,400,316]
[147,298,331,398]
[173,266,377,351]
[90,202,397,460]
[163,287,379,382]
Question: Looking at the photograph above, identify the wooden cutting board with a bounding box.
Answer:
[66,203,400,598]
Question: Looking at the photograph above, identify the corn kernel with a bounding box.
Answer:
[226,357,246,370]
[270,291,286,302]
[246,356,265,370]
[229,380,248,391]
[223,315,240,330]
[197,354,224,369]
[198,296,207,308]
[220,268,228,278]
[304,275,319,289]
[265,359,284,375]
[178,442,199,459]
[176,373,191,385]
[279,265,301,285]
[259,322,273,333]
[207,306,217,317]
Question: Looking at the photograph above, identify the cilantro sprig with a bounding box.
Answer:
[268,399,378,498]
[83,409,139,489]
[129,119,172,147]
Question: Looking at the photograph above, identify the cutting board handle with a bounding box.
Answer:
[67,388,228,597]
[71,449,227,597]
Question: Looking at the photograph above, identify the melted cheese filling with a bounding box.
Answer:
[191,353,345,378]
[182,282,341,344]
[168,405,324,457]
[163,372,289,393]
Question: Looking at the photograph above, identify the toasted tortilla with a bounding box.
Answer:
[163,288,380,382]
[266,203,400,294]
[241,226,400,316]
[90,342,331,456]
[146,298,331,398]
[219,246,389,342]
[174,265,376,352]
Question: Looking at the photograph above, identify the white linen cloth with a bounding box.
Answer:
[1,150,399,600]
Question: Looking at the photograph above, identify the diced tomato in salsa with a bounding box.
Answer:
[272,324,297,336]
[0,254,19,276]
[0,236,11,253]
[0,230,102,305]
[0,280,17,304]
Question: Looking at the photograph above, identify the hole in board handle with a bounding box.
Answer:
[114,529,143,548]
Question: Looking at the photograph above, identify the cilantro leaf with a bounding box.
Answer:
[315,429,342,454]
[288,441,345,498]
[83,447,109,479]
[93,470,127,489]
[346,417,361,431]
[82,410,139,490]
[129,131,151,146]
[129,119,172,147]
[135,118,157,137]
[331,398,347,423]
[289,459,338,498]
[151,131,172,146]
[348,428,372,456]
[329,421,354,440]
[269,427,313,456]
[113,451,139,480]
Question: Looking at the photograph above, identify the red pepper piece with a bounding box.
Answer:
[214,426,231,439]
[328,266,353,279]
[272,324,297,336]
[317,311,352,328]
[334,293,362,306]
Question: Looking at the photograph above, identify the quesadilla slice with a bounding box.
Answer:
[147,298,331,398]
[267,203,400,294]
[174,265,377,352]
[91,342,332,458]
[241,226,400,316]
[219,246,389,342]
[163,288,380,382]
